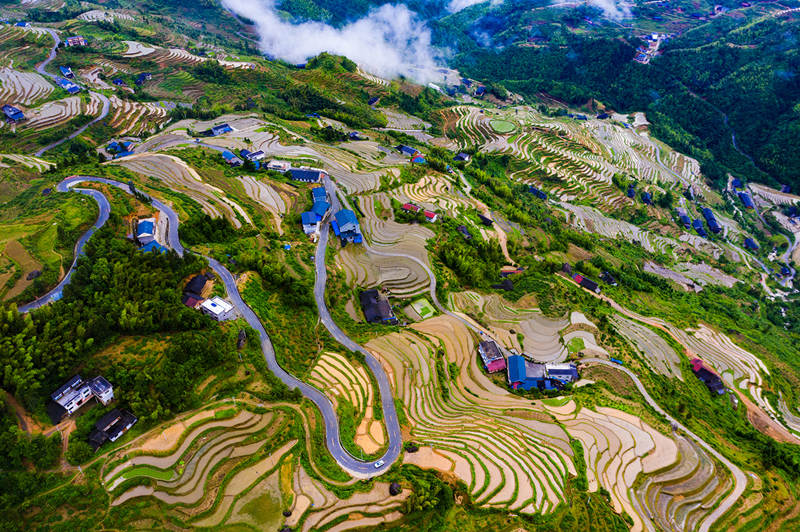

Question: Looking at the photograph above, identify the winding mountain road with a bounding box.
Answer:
[20,176,397,478]
[32,28,111,157]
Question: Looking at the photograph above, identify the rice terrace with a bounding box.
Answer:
[0,2,799,532]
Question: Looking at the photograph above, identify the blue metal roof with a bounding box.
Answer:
[221,150,235,160]
[738,192,755,208]
[744,238,759,250]
[311,187,327,201]
[311,201,329,218]
[288,169,321,182]
[335,209,358,228]
[331,220,340,236]
[301,212,317,225]
[137,220,154,235]
[140,241,167,254]
[507,355,526,383]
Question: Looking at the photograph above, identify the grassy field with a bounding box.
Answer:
[411,297,435,319]
[489,119,515,134]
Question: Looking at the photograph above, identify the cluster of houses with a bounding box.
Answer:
[65,35,87,47]
[182,273,236,321]
[478,339,579,391]
[47,374,137,450]
[134,217,167,254]
[57,76,80,94]
[561,263,602,293]
[359,288,398,324]
[701,207,722,234]
[301,186,330,235]
[401,203,438,222]
[47,375,115,424]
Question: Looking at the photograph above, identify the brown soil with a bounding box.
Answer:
[583,365,637,396]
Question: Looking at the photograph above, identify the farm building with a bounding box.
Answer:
[528,186,547,200]
[423,210,438,222]
[457,225,472,240]
[239,149,265,162]
[692,219,708,237]
[744,238,759,251]
[267,160,291,173]
[335,209,362,243]
[368,96,380,105]
[402,203,421,213]
[56,77,80,94]
[454,152,471,162]
[572,274,600,293]
[59,66,74,78]
[738,192,755,209]
[184,274,208,299]
[731,178,743,190]
[65,35,87,47]
[678,213,691,229]
[301,211,320,234]
[289,168,325,183]
[640,191,652,205]
[88,409,138,450]
[545,363,579,384]
[475,86,486,96]
[2,104,25,122]
[136,218,155,243]
[506,355,548,391]
[311,200,330,219]
[781,184,791,193]
[359,289,397,324]
[47,375,115,424]
[396,145,420,157]
[478,340,506,373]
[221,150,243,166]
[112,78,125,86]
[690,359,726,395]
[627,184,636,199]
[477,214,493,226]
[210,123,233,136]
[349,131,363,140]
[411,154,427,164]
[201,297,235,321]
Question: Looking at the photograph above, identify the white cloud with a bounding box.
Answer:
[222,0,444,83]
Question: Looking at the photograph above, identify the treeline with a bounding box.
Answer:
[456,18,800,191]
[435,218,505,288]
[0,226,209,410]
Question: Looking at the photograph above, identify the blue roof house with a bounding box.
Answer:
[311,186,327,202]
[59,66,74,78]
[311,201,330,220]
[301,211,319,234]
[3,104,25,122]
[335,209,361,243]
[506,355,546,391]
[140,241,167,254]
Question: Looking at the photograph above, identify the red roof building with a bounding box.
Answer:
[423,210,438,222]
[402,203,420,212]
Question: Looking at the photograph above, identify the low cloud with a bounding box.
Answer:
[222,0,444,83]
[584,0,631,20]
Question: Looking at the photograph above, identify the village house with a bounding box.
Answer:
[59,66,74,78]
[47,375,115,424]
[57,77,80,94]
[690,359,726,395]
[572,273,600,294]
[201,296,236,321]
[65,35,87,47]
[221,150,243,166]
[507,355,548,391]
[333,208,362,243]
[210,123,233,136]
[454,152,471,162]
[301,212,320,234]
[135,218,156,245]
[359,289,397,324]
[478,340,506,373]
[88,409,138,450]
[2,104,25,122]
[396,145,420,157]
[289,168,325,183]
[545,363,579,384]
[267,160,291,173]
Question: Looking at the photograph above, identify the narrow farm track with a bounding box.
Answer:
[32,27,110,156]
[17,177,399,478]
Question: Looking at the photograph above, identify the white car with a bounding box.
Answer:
[374,460,385,469]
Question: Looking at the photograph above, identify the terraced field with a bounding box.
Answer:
[103,404,407,529]
[544,401,683,532]
[109,153,251,227]
[307,352,385,454]
[448,291,568,362]
[610,315,683,380]
[0,153,53,171]
[236,174,287,233]
[0,67,53,105]
[338,245,430,297]
[357,194,434,265]
[368,315,576,515]
[634,434,733,531]
[107,95,170,135]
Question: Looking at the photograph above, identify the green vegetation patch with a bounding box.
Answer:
[121,465,175,482]
[489,119,515,134]
[567,337,586,354]
[411,297,435,319]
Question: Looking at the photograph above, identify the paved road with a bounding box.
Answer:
[19,177,393,478]
[580,358,746,532]
[32,28,111,157]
